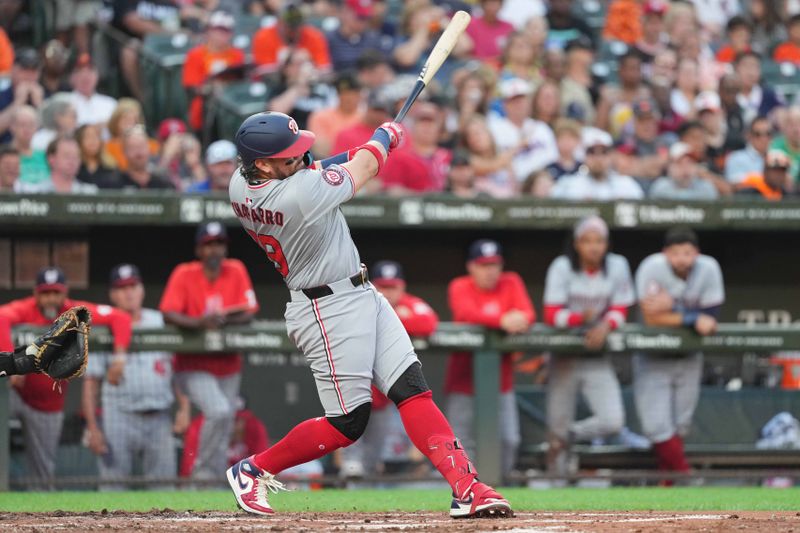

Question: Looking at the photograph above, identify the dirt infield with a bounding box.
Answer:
[1,511,798,532]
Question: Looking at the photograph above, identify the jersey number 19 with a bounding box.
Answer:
[246,230,289,277]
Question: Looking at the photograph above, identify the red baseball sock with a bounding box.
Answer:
[398,391,478,499]
[252,417,353,474]
[653,434,690,473]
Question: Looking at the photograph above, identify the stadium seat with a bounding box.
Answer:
[140,33,195,128]
[208,81,272,141]
[761,60,800,104]
[572,0,607,31]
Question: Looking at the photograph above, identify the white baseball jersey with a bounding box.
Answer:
[229,164,361,290]
[544,253,635,324]
[635,253,725,312]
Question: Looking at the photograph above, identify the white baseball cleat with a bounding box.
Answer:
[226,455,285,516]
[450,481,514,519]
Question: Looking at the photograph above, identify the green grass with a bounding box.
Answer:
[1,487,799,513]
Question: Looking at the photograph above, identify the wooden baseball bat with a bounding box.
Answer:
[393,10,471,123]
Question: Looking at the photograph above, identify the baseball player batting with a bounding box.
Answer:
[225,110,511,518]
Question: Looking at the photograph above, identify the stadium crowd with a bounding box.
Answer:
[0,0,799,199]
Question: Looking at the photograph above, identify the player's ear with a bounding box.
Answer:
[253,158,273,178]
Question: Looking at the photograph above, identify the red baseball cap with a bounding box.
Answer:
[644,0,668,15]
[346,0,375,18]
[157,118,187,141]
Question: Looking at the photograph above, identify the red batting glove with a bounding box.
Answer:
[378,122,404,151]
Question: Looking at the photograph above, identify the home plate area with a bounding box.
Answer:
[2,511,798,532]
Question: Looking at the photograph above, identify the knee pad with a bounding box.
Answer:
[388,362,430,405]
[327,402,371,441]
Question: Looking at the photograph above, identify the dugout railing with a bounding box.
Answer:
[3,322,800,489]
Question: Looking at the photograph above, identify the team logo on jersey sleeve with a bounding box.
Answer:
[288,118,299,134]
[323,168,346,186]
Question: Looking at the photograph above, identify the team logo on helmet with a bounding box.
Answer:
[323,168,345,186]
[288,118,299,135]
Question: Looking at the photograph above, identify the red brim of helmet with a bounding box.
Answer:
[270,130,316,158]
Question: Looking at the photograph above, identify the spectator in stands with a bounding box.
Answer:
[394,1,467,81]
[39,40,71,98]
[531,79,561,127]
[112,0,181,101]
[715,16,752,63]
[552,127,644,200]
[181,396,269,478]
[9,105,50,187]
[0,146,20,192]
[158,132,206,188]
[266,48,337,130]
[776,14,800,64]
[499,0,546,30]
[116,126,175,190]
[0,27,12,75]
[75,124,119,189]
[560,36,595,125]
[187,140,238,193]
[183,11,245,133]
[524,16,549,59]
[689,0,740,40]
[488,77,558,184]
[546,118,582,181]
[725,116,771,184]
[0,267,132,488]
[735,51,784,126]
[770,106,800,183]
[670,58,701,121]
[634,228,725,479]
[546,0,596,49]
[695,91,728,165]
[355,50,395,90]
[382,99,451,194]
[635,0,669,61]
[465,0,514,64]
[736,149,792,201]
[461,114,517,198]
[452,69,493,136]
[445,150,482,199]
[677,120,730,195]
[718,73,746,152]
[446,239,535,478]
[648,48,678,113]
[543,46,567,82]
[83,264,189,491]
[0,48,45,144]
[500,31,542,85]
[664,2,697,54]
[596,50,652,138]
[649,142,719,200]
[102,99,159,171]
[331,87,393,180]
[615,98,671,186]
[543,216,632,477]
[307,71,364,158]
[252,1,332,75]
[20,136,98,194]
[340,260,439,478]
[522,169,554,197]
[749,0,786,56]
[52,0,98,53]
[603,0,643,45]
[68,53,117,128]
[160,221,259,480]
[327,0,392,70]
[31,94,77,152]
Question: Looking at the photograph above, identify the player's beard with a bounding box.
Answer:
[40,306,59,320]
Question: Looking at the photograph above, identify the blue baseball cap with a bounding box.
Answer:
[370,260,405,286]
[196,221,228,244]
[467,239,503,264]
[36,267,67,293]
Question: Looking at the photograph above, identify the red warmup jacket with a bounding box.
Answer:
[180,409,269,477]
[372,292,439,410]
[0,297,132,412]
[446,272,535,395]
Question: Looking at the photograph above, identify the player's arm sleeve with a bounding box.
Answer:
[543,258,583,328]
[448,280,503,328]
[699,259,726,309]
[80,302,133,351]
[401,298,440,337]
[295,165,355,222]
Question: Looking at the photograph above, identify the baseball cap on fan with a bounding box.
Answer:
[207,10,235,31]
[110,263,142,288]
[498,77,533,100]
[36,267,67,293]
[206,140,238,165]
[196,221,228,244]
[467,239,504,264]
[370,260,405,287]
[346,0,375,18]
[643,0,668,16]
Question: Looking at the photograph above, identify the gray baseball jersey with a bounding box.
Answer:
[230,165,418,416]
[228,165,360,290]
[543,253,635,322]
[634,253,725,313]
[543,253,632,447]
[86,308,174,412]
[633,252,725,443]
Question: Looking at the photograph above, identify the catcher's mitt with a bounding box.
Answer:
[18,306,91,381]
